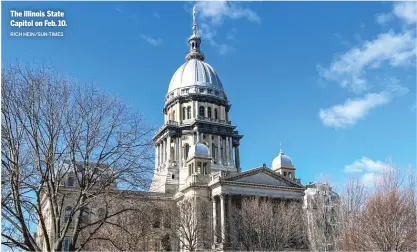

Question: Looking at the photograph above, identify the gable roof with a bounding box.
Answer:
[224,166,304,189]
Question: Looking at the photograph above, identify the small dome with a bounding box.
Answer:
[167,59,224,95]
[272,152,294,170]
[188,142,209,158]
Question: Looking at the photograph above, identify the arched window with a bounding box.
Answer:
[214,108,218,119]
[208,107,212,118]
[97,208,105,219]
[67,176,74,187]
[187,106,191,119]
[172,111,176,121]
[199,106,205,117]
[182,107,186,120]
[184,144,190,160]
[80,207,89,224]
[65,206,72,222]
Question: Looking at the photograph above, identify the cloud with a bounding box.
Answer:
[393,1,417,25]
[344,157,394,186]
[191,2,260,55]
[344,156,391,173]
[318,30,416,93]
[140,34,162,46]
[319,82,408,128]
[361,172,380,186]
[195,1,260,25]
[116,8,122,13]
[375,2,417,25]
[319,92,390,128]
[153,11,160,18]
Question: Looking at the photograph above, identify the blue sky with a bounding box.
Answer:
[2,1,416,187]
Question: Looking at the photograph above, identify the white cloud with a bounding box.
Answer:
[195,1,260,25]
[344,157,391,173]
[344,157,393,186]
[393,1,417,25]
[361,172,380,186]
[115,8,122,13]
[191,2,260,55]
[140,34,162,46]
[319,92,390,128]
[318,30,416,93]
[375,2,416,25]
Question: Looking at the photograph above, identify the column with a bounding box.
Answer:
[225,137,230,166]
[160,140,164,163]
[227,195,232,242]
[212,197,217,243]
[155,144,158,167]
[166,135,171,162]
[220,194,226,244]
[174,137,178,162]
[176,103,181,122]
[235,145,240,172]
[200,133,203,143]
[208,134,212,160]
[229,138,233,164]
[179,137,183,167]
[217,136,221,164]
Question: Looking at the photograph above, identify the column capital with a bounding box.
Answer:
[219,193,227,199]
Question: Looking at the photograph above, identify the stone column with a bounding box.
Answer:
[179,137,183,167]
[208,134,212,161]
[176,102,181,122]
[212,197,217,243]
[235,145,240,172]
[200,133,203,143]
[217,136,221,164]
[220,194,226,244]
[174,137,178,162]
[166,135,167,161]
[225,137,230,165]
[227,195,232,242]
[160,140,164,164]
[155,144,158,167]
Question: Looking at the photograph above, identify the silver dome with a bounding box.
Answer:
[168,59,223,94]
[188,142,209,158]
[272,152,294,169]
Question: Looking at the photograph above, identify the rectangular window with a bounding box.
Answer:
[63,237,70,252]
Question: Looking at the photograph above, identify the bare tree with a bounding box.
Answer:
[337,165,417,251]
[169,198,212,251]
[1,63,154,251]
[230,198,308,251]
[86,199,173,251]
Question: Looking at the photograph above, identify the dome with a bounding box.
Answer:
[188,142,209,158]
[168,59,224,94]
[272,152,294,170]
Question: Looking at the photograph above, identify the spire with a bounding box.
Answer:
[192,5,198,36]
[186,5,205,61]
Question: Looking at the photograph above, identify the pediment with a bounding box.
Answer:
[225,167,303,188]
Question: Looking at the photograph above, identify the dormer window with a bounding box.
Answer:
[208,89,212,94]
[200,88,205,93]
[215,91,219,96]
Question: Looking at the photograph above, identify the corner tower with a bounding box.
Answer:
[150,7,243,193]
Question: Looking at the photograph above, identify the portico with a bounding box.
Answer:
[209,166,305,249]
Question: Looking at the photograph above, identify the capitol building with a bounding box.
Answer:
[35,8,337,252]
[148,8,312,251]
